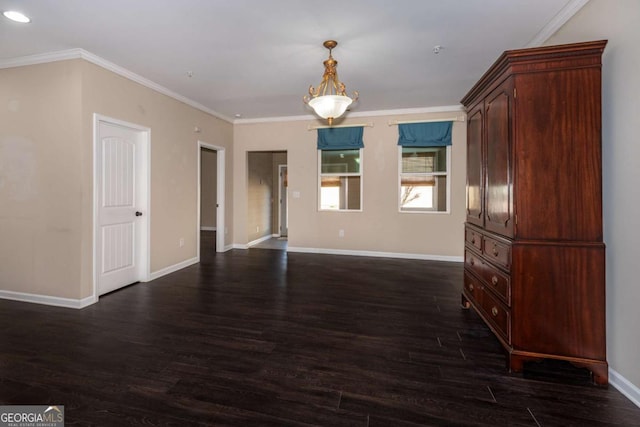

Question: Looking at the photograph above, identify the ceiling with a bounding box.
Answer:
[0,0,586,122]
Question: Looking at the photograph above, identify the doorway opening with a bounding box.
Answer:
[246,150,288,250]
[197,142,226,259]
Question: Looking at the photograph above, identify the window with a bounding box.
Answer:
[399,146,449,212]
[319,148,362,210]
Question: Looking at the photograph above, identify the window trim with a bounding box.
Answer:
[318,148,363,212]
[398,145,451,214]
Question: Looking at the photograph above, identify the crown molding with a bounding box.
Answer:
[0,49,83,68]
[0,48,235,123]
[526,0,590,47]
[2,49,464,126]
[346,104,465,118]
[234,113,317,124]
[234,104,465,125]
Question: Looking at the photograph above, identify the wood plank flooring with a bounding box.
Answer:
[1,231,639,426]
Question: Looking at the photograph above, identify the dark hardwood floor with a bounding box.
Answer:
[1,231,639,426]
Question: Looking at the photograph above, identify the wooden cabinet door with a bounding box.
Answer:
[484,79,514,238]
[466,103,484,226]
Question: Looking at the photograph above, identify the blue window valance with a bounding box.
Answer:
[398,121,452,147]
[317,126,364,150]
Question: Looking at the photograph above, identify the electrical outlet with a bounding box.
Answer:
[179,238,184,247]
[338,229,345,238]
[256,226,260,233]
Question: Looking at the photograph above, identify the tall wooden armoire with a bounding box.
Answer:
[461,40,608,385]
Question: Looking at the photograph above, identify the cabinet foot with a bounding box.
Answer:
[574,361,609,386]
[508,354,609,386]
[461,293,470,309]
[508,354,529,374]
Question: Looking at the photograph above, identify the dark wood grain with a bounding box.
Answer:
[484,78,514,238]
[0,232,638,426]
[461,41,609,386]
[466,104,484,227]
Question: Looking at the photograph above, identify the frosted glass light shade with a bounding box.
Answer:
[3,10,31,23]
[308,95,353,120]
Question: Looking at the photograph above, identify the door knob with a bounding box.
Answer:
[135,211,143,216]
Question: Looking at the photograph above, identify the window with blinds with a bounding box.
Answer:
[399,146,448,212]
[319,148,362,211]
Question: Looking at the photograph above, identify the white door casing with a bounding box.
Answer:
[279,164,288,237]
[94,115,149,297]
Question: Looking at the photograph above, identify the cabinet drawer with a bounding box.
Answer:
[463,271,483,305]
[481,288,510,343]
[483,235,511,269]
[464,249,484,279]
[465,227,483,252]
[479,263,510,306]
[465,250,511,306]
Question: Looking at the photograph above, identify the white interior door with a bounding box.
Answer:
[96,119,147,295]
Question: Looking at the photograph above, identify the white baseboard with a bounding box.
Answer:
[233,243,248,249]
[222,244,234,252]
[286,246,463,262]
[610,367,640,408]
[246,234,274,247]
[200,226,217,231]
[0,290,97,309]
[147,256,199,281]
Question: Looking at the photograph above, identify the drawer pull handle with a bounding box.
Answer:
[469,283,474,292]
[492,245,499,256]
[491,306,499,317]
[471,237,476,245]
[469,257,475,266]
[491,276,498,285]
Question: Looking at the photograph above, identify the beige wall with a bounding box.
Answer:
[200,148,217,228]
[0,60,83,299]
[80,60,234,292]
[547,0,640,392]
[234,112,466,257]
[0,58,234,300]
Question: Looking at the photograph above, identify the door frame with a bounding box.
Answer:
[197,141,226,256]
[278,164,288,237]
[92,114,150,302]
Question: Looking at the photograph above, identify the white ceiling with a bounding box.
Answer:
[0,0,586,122]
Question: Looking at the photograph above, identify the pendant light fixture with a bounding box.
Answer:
[303,40,358,126]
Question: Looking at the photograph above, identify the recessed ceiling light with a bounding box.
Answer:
[234,114,242,118]
[3,10,31,23]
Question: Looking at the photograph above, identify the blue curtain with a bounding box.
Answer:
[398,121,452,147]
[317,126,364,150]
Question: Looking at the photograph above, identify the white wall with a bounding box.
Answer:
[547,0,640,401]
